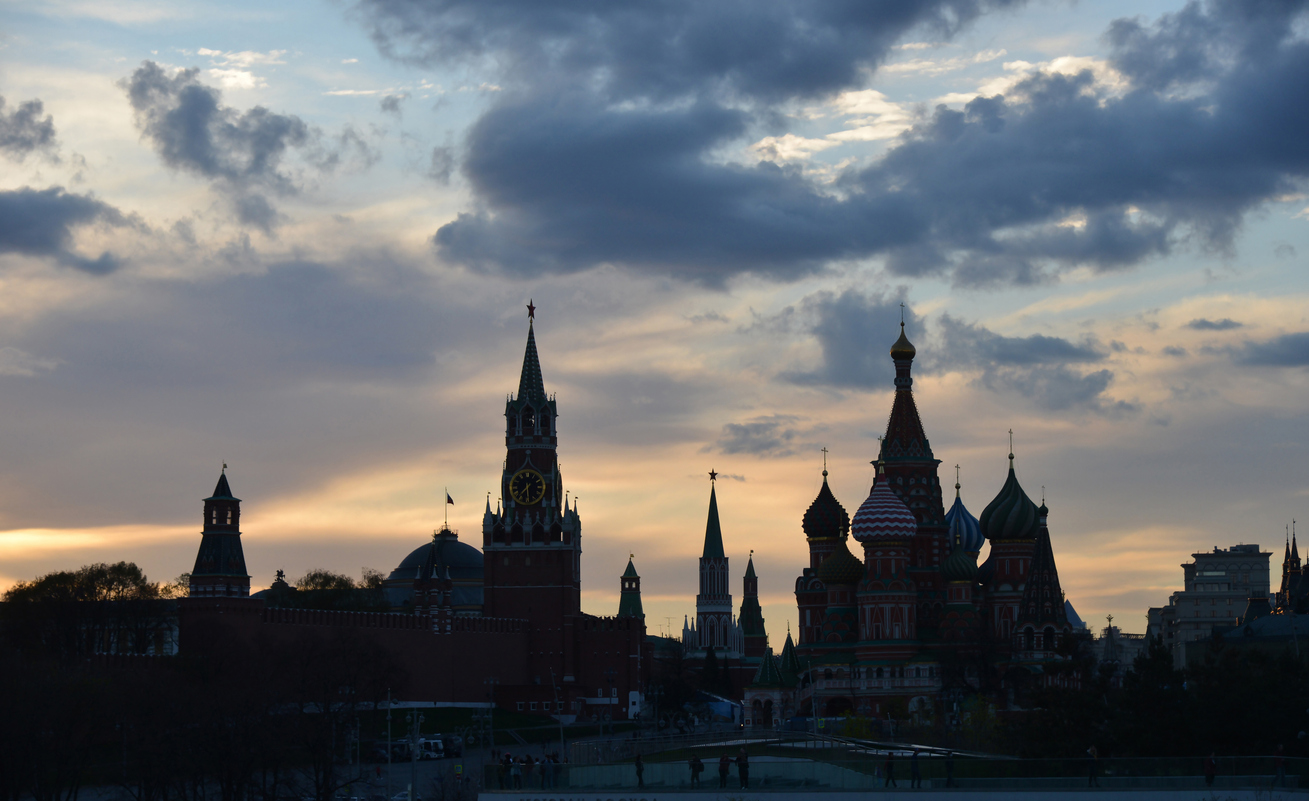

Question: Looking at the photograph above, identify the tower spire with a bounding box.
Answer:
[517,315,546,403]
[703,476,725,559]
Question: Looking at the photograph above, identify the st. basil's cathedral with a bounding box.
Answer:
[742,322,1076,726]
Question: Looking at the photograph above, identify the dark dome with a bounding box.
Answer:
[388,535,484,583]
[816,541,864,586]
[942,547,979,583]
[802,475,850,540]
[979,461,1039,542]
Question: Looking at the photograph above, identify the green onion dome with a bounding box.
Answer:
[979,456,1040,542]
[816,539,865,586]
[942,547,979,583]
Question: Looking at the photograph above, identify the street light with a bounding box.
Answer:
[406,711,425,801]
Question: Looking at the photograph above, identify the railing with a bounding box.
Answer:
[567,730,834,765]
[485,756,1308,792]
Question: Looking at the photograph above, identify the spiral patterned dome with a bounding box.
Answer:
[851,471,917,542]
[979,459,1040,542]
[945,494,984,554]
[941,546,979,583]
[815,540,865,586]
[802,473,850,540]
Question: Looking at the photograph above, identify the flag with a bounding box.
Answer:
[446,492,454,505]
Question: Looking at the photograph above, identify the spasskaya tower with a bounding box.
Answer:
[481,302,582,638]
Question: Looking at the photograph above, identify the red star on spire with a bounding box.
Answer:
[708,469,718,482]
[526,299,536,320]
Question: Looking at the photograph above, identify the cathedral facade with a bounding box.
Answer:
[746,324,1077,725]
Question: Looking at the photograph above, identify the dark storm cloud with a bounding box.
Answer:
[0,187,128,274]
[779,288,923,389]
[0,96,57,160]
[936,315,1132,413]
[1241,332,1309,367]
[357,0,1309,285]
[124,62,375,232]
[1186,317,1242,330]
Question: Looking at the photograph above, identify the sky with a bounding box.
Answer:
[1,0,1307,642]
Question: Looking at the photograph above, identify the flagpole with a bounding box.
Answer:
[445,487,449,527]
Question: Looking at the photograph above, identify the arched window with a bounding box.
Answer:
[876,667,884,678]
[1023,628,1035,650]
[1043,627,1055,651]
[541,414,551,435]
[824,668,833,680]
[522,408,535,433]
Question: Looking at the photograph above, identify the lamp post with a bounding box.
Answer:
[407,710,425,801]
[484,677,498,753]
[550,669,565,757]
[386,690,392,799]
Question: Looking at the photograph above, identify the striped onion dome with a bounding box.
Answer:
[851,469,917,542]
[945,493,984,554]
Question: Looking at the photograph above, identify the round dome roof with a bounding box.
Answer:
[803,474,850,540]
[890,323,916,360]
[851,472,917,542]
[816,540,864,586]
[942,547,979,583]
[979,459,1039,542]
[945,494,984,554]
[387,534,484,583]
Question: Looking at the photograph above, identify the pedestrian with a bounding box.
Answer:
[719,754,731,788]
[945,751,955,788]
[1275,744,1287,787]
[635,753,644,788]
[1087,745,1099,788]
[689,755,704,787]
[911,749,922,789]
[737,748,750,789]
[511,756,523,790]
[1204,752,1217,787]
[542,754,555,789]
[884,751,897,788]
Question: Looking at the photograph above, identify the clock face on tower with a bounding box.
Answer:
[509,468,546,505]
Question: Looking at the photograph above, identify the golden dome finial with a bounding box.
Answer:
[890,309,916,360]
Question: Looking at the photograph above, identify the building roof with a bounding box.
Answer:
[816,539,864,585]
[204,471,239,501]
[517,320,546,404]
[802,472,850,541]
[879,324,934,464]
[1017,515,1069,629]
[622,557,639,578]
[702,483,726,560]
[749,652,786,688]
[942,546,979,584]
[778,631,803,685]
[979,456,1040,541]
[945,491,984,553]
[851,469,917,542]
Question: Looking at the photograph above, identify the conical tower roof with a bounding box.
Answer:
[702,482,726,559]
[1017,508,1068,628]
[205,471,239,501]
[778,631,802,685]
[623,557,639,578]
[744,554,756,579]
[517,320,546,403]
[749,652,785,688]
[879,323,934,463]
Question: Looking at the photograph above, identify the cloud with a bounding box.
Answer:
[357,0,1309,286]
[427,144,454,185]
[0,96,58,161]
[713,415,811,457]
[1185,317,1242,331]
[1162,345,1188,357]
[1242,332,1309,367]
[779,288,922,389]
[0,347,58,377]
[379,93,407,115]
[124,61,373,232]
[0,187,129,273]
[936,315,1132,413]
